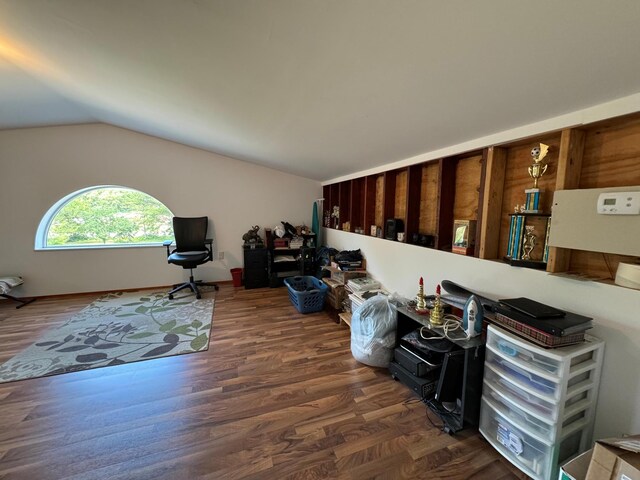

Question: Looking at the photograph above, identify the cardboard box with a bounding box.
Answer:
[586,435,640,480]
[559,449,593,480]
[322,266,367,284]
[323,278,347,310]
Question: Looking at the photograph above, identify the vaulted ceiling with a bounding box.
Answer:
[1,1,639,180]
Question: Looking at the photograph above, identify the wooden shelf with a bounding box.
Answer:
[338,312,351,328]
[323,112,640,282]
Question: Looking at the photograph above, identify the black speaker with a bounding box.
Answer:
[385,218,404,240]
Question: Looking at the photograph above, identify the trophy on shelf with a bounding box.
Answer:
[331,206,340,229]
[521,225,537,261]
[524,143,550,213]
[505,143,552,269]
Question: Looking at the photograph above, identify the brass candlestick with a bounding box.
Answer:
[429,284,444,326]
[416,277,428,314]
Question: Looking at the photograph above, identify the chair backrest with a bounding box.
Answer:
[173,217,208,252]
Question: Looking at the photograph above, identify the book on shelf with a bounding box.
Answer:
[495,304,592,337]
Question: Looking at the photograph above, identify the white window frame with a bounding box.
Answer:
[35,185,174,251]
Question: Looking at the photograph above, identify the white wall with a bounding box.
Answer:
[325,229,640,440]
[0,124,321,296]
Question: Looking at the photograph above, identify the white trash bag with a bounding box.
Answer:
[350,294,397,367]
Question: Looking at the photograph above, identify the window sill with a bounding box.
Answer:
[35,243,167,252]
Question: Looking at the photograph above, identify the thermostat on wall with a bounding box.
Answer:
[597,192,640,215]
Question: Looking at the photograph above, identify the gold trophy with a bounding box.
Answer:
[523,143,550,213]
[528,143,549,189]
[521,225,537,261]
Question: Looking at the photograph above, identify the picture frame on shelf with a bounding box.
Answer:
[452,219,476,256]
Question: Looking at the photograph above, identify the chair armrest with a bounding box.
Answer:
[163,240,174,257]
[204,238,214,261]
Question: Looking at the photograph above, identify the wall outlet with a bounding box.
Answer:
[218,251,224,260]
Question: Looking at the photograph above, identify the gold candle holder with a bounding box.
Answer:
[429,284,444,326]
[416,277,428,314]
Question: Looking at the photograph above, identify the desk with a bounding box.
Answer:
[395,306,485,433]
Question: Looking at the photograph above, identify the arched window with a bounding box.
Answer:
[36,186,174,250]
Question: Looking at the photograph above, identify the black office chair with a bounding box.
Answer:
[163,217,219,299]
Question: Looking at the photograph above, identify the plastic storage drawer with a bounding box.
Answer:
[487,326,600,380]
[488,331,562,376]
[483,382,556,442]
[484,364,559,420]
[480,397,553,480]
[486,348,560,400]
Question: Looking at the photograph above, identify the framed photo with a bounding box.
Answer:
[452,219,476,255]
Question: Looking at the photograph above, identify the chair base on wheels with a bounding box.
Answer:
[168,272,218,300]
[1,294,37,309]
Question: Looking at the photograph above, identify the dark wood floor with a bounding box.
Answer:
[0,285,527,479]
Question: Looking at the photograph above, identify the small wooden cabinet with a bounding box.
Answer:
[243,247,269,289]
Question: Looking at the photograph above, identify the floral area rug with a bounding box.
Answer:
[0,290,214,383]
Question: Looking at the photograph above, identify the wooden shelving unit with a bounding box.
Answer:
[323,112,640,283]
[338,312,351,329]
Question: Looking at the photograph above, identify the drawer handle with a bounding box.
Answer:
[497,340,518,357]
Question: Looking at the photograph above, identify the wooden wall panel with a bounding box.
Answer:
[547,128,585,273]
[453,154,483,221]
[564,251,637,282]
[478,147,507,259]
[394,170,408,220]
[339,182,351,228]
[364,176,377,234]
[375,175,384,227]
[566,114,640,277]
[419,162,439,234]
[579,113,640,189]
[405,165,423,241]
[436,159,456,250]
[350,178,365,232]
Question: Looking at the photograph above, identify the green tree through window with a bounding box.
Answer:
[46,187,173,247]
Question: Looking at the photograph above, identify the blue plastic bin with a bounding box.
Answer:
[284,276,329,314]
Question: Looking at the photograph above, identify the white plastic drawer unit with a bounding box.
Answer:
[480,397,553,480]
[481,325,605,480]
